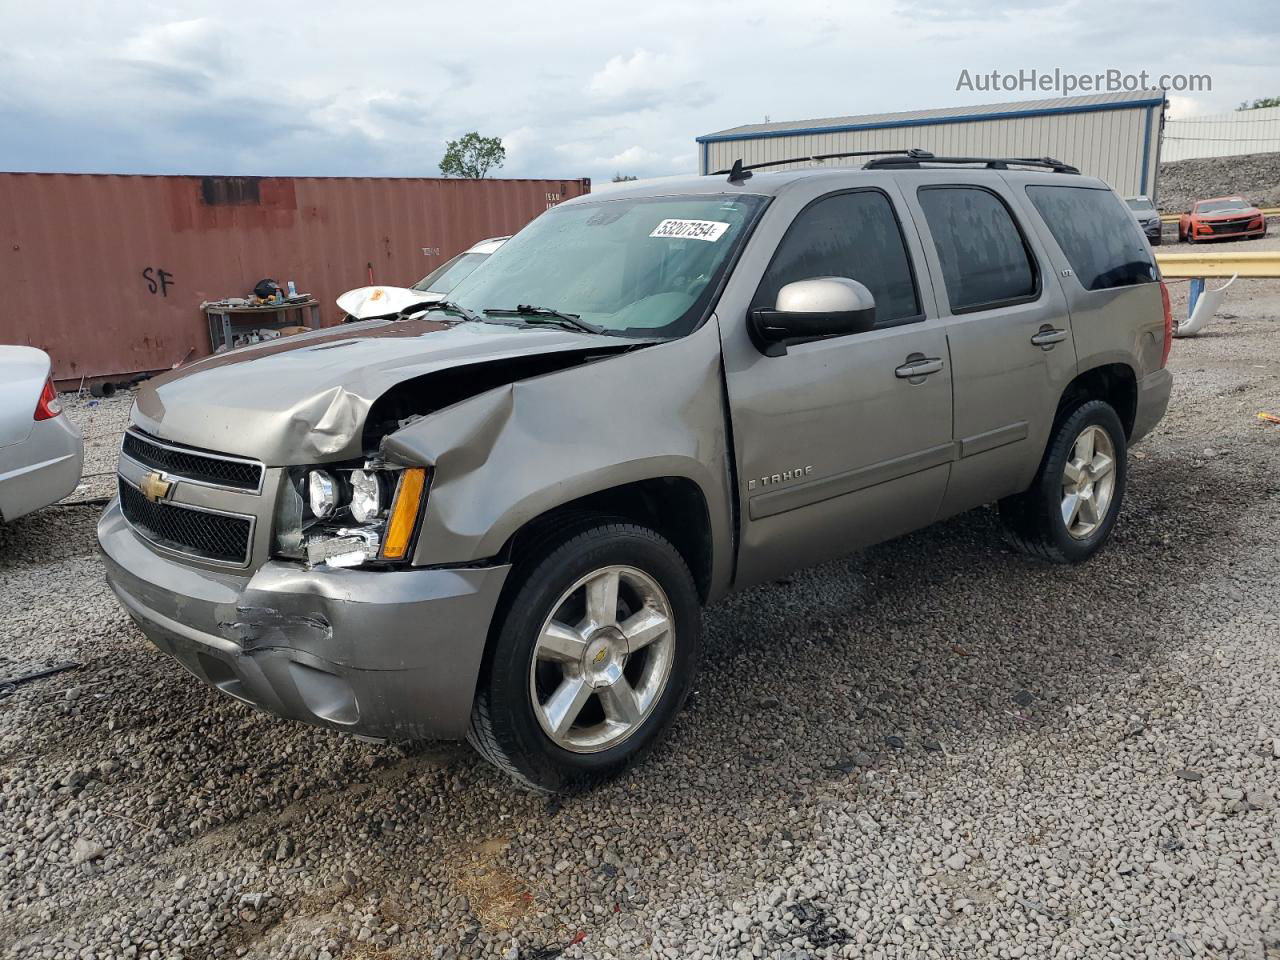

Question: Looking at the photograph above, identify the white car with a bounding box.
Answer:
[337,236,508,320]
[0,347,83,521]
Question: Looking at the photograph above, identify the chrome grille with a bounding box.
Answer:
[118,478,253,566]
[122,431,263,492]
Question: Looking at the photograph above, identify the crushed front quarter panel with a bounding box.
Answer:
[382,319,737,600]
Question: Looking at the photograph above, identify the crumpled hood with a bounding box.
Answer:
[133,318,635,464]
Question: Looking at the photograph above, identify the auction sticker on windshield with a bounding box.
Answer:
[649,219,730,242]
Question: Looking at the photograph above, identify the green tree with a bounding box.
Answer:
[1238,96,1280,110]
[612,173,639,182]
[439,133,506,178]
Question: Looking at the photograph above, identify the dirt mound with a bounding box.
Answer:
[1158,151,1280,212]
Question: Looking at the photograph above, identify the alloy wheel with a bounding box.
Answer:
[528,565,676,753]
[1061,424,1117,539]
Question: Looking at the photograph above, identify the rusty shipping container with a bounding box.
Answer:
[0,173,590,382]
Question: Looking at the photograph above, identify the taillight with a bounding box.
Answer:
[34,377,62,421]
[1159,281,1173,368]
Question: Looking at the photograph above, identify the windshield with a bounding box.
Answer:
[411,251,489,293]
[445,194,767,338]
[1196,199,1250,214]
[1126,198,1154,212]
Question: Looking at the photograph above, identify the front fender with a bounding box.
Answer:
[380,321,735,597]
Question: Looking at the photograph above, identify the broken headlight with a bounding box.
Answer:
[348,469,383,523]
[274,464,428,569]
[308,470,339,518]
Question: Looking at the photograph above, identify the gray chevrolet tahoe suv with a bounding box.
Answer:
[99,152,1173,791]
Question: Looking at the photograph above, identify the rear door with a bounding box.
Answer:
[903,174,1076,517]
[717,178,954,588]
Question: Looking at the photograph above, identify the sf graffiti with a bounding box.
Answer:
[142,266,175,297]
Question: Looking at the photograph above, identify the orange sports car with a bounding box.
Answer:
[1178,196,1267,243]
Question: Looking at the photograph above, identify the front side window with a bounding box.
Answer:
[751,190,921,326]
[447,194,767,338]
[1027,185,1157,292]
[917,186,1038,313]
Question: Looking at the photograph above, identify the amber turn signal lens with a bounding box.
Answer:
[381,468,427,560]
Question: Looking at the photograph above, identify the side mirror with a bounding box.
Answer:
[750,277,877,355]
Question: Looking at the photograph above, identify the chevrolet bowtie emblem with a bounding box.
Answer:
[139,472,173,503]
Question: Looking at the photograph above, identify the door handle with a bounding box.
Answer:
[1030,327,1068,349]
[894,356,944,380]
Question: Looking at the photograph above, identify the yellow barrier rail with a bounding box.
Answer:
[1160,207,1280,223]
[1154,250,1280,278]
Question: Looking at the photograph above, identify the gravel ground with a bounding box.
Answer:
[54,390,136,504]
[2,281,1278,960]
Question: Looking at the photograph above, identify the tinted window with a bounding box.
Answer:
[753,190,921,326]
[1027,185,1158,291]
[917,186,1038,312]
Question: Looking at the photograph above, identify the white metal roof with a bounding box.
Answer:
[699,89,1166,142]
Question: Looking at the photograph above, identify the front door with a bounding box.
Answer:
[719,185,954,588]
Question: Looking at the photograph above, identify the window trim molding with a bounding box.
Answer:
[750,186,928,335]
[916,183,1043,315]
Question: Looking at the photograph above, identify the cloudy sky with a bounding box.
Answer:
[0,0,1276,184]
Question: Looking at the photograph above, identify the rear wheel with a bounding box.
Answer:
[468,521,701,792]
[999,400,1127,564]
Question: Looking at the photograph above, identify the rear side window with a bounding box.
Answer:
[1026,186,1158,291]
[916,186,1038,312]
[753,190,922,326]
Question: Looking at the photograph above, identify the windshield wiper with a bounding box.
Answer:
[483,304,604,335]
[416,300,482,323]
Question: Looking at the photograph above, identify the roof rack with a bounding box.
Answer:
[714,149,920,183]
[863,153,1080,174]
[713,148,1079,183]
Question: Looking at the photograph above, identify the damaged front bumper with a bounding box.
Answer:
[97,500,509,739]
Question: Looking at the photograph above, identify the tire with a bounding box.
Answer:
[468,520,701,792]
[999,400,1127,565]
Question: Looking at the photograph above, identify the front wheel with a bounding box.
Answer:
[999,400,1128,564]
[468,521,701,792]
